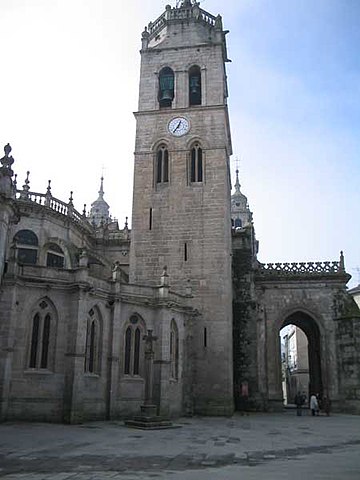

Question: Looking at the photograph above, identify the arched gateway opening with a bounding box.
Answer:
[279,312,323,406]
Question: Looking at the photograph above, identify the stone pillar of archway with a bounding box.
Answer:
[266,320,285,410]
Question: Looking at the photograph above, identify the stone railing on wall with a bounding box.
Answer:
[147,4,217,39]
[255,252,348,280]
[15,189,93,233]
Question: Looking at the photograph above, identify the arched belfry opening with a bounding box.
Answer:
[158,67,175,108]
[280,311,323,405]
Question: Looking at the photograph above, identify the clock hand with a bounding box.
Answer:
[174,120,181,132]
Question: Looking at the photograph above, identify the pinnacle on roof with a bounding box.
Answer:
[89,176,111,227]
[98,176,104,199]
[0,143,15,177]
[234,168,241,193]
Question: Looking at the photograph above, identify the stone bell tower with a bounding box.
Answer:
[130,0,234,415]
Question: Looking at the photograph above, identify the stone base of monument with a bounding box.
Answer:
[124,404,179,430]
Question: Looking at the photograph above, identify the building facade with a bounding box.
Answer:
[0,1,360,422]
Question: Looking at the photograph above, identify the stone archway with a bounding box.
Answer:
[281,311,323,403]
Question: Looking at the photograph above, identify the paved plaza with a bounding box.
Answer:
[0,411,360,479]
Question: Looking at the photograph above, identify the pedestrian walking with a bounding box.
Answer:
[310,393,319,416]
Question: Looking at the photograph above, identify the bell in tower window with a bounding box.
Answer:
[189,65,201,106]
[158,67,175,108]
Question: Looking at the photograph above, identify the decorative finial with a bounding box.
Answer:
[19,171,30,200]
[340,251,345,272]
[23,171,30,190]
[83,204,87,216]
[69,191,73,206]
[215,14,223,30]
[125,216,128,229]
[0,143,15,176]
[4,144,11,156]
[44,179,52,207]
[142,25,149,38]
[13,173,17,190]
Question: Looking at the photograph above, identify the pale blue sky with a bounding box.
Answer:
[0,0,359,285]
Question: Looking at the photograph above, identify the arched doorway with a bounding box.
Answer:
[279,311,323,405]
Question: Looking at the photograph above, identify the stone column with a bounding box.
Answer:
[63,286,88,423]
[0,144,17,287]
[108,274,122,419]
[0,204,15,285]
[140,329,158,417]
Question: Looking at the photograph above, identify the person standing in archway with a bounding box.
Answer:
[310,393,319,416]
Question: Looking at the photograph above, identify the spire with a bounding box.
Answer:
[231,160,253,228]
[98,176,104,199]
[234,168,241,193]
[89,175,110,227]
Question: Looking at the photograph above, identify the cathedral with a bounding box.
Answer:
[0,0,359,423]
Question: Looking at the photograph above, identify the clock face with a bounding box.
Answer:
[168,117,190,137]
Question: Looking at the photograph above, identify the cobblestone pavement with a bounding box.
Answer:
[1,411,360,479]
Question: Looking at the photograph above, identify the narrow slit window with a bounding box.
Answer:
[40,314,51,368]
[124,327,132,374]
[170,320,179,380]
[184,243,188,262]
[163,149,169,182]
[156,150,162,183]
[204,327,207,348]
[88,321,96,373]
[133,328,141,375]
[29,313,40,368]
[149,208,153,230]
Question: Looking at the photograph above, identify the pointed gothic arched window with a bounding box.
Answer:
[124,327,132,375]
[28,299,56,370]
[133,328,141,375]
[190,144,203,183]
[156,145,169,183]
[158,67,174,108]
[84,308,102,375]
[189,65,201,106]
[123,315,145,377]
[170,319,179,380]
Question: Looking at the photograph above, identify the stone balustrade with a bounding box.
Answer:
[148,5,216,39]
[256,259,345,277]
[15,189,92,232]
